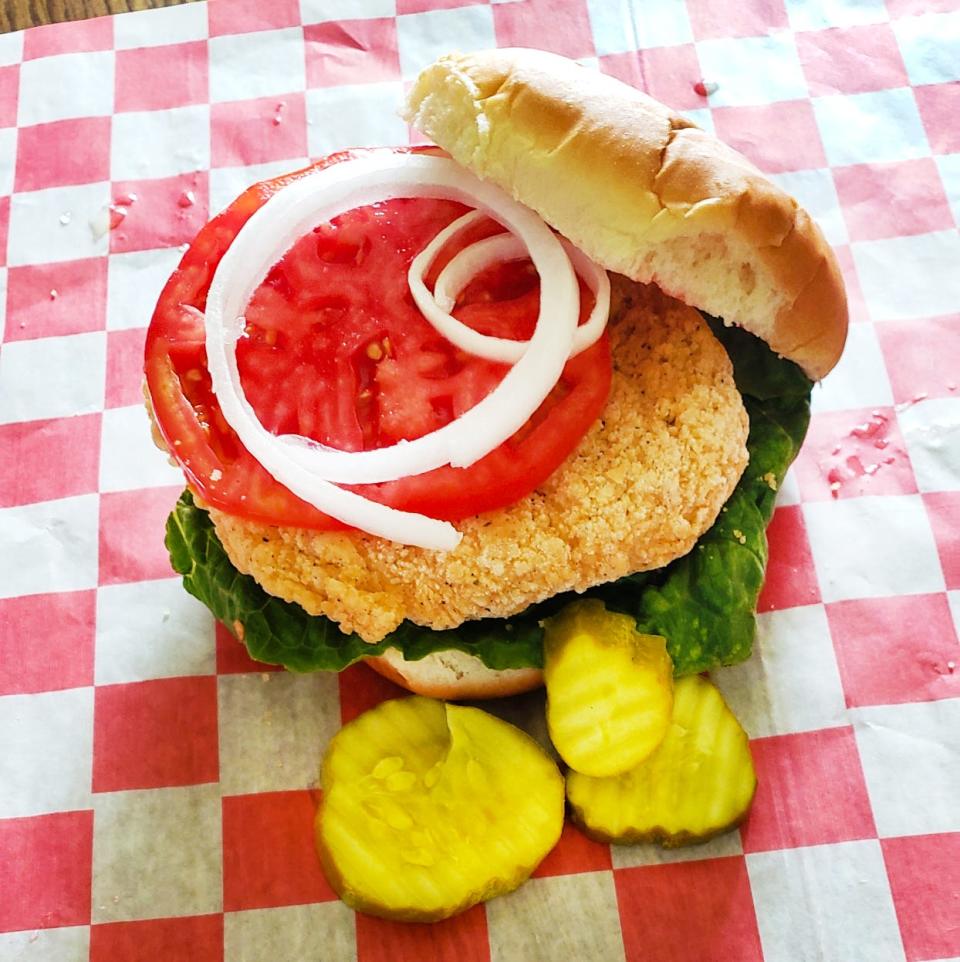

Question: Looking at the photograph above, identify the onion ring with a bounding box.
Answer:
[412,213,610,364]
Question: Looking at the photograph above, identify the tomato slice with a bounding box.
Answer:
[145,148,612,530]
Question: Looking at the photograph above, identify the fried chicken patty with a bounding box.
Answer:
[208,279,750,642]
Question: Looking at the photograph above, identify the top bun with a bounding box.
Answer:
[403,48,847,380]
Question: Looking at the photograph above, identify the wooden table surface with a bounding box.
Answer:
[2,0,196,34]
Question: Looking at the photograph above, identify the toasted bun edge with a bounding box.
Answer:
[366,648,544,700]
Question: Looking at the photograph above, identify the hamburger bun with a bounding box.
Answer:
[402,47,847,380]
[366,648,544,700]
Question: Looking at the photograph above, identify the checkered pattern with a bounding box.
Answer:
[1,0,959,959]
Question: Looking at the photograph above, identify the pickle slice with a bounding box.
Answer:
[316,695,564,921]
[566,674,756,846]
[544,600,673,778]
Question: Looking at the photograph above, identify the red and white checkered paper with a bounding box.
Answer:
[1,0,959,959]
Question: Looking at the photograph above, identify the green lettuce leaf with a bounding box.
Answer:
[592,319,811,674]
[166,317,811,675]
[167,491,545,673]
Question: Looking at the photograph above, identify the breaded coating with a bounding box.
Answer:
[209,279,749,642]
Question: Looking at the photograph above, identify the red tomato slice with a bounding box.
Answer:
[145,149,612,530]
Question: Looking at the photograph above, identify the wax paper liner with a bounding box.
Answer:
[1,1,960,960]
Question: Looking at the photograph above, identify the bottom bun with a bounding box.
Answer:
[366,648,544,700]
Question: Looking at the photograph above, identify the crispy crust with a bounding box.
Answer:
[208,280,749,644]
[402,48,847,380]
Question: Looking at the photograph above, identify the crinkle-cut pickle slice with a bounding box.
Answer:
[544,599,673,778]
[567,674,756,846]
[316,695,564,922]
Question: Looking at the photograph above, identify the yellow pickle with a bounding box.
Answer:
[543,599,674,778]
[315,695,564,921]
[566,674,757,846]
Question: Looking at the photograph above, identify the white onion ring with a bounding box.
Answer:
[412,213,610,364]
[204,154,580,550]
